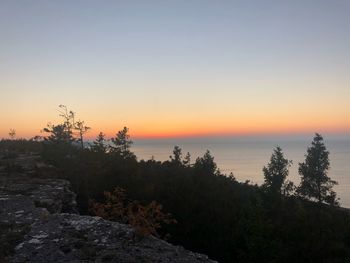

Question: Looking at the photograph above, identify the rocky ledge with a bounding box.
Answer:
[0,155,216,263]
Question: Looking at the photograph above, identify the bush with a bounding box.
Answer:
[89,187,176,238]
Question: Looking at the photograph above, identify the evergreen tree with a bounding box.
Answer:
[194,150,218,175]
[297,133,339,205]
[263,146,293,195]
[110,127,135,159]
[183,152,191,167]
[43,124,74,144]
[91,132,108,153]
[170,146,182,165]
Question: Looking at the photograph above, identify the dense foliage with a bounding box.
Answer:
[2,135,350,262]
[0,139,42,157]
[2,108,349,263]
[36,131,350,262]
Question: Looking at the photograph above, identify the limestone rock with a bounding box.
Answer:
[0,156,216,263]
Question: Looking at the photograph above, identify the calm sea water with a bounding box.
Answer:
[132,136,350,208]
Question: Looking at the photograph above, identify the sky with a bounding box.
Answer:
[0,0,350,139]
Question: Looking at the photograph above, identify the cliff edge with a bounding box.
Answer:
[0,155,216,263]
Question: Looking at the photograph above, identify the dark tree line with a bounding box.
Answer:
[263,134,338,206]
[2,106,349,263]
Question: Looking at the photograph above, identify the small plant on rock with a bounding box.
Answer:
[89,187,176,238]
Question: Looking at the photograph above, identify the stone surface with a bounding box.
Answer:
[0,156,216,263]
[0,173,77,214]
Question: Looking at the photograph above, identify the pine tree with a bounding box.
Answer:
[170,146,182,165]
[194,150,218,175]
[110,127,135,159]
[263,146,293,195]
[297,133,339,205]
[92,132,108,153]
[183,152,191,167]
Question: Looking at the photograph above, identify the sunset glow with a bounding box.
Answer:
[1,1,349,139]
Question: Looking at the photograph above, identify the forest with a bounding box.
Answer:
[1,107,350,263]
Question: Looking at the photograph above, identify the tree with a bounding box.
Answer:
[43,105,76,144]
[43,124,74,144]
[58,104,75,136]
[183,152,191,167]
[8,129,16,140]
[297,133,339,205]
[41,105,89,165]
[42,105,90,148]
[110,127,135,159]
[91,132,108,153]
[263,146,293,195]
[41,123,76,165]
[170,146,182,165]
[194,150,218,175]
[74,120,90,149]
[58,105,90,149]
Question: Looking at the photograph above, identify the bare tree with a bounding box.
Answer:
[43,105,90,149]
[58,104,75,135]
[75,120,90,149]
[8,129,16,140]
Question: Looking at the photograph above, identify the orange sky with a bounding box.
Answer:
[1,1,350,139]
[1,102,349,139]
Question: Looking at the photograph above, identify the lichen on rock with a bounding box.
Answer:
[0,155,216,263]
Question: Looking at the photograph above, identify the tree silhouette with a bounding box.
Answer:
[297,133,339,205]
[43,124,74,144]
[91,132,108,153]
[183,152,191,167]
[33,112,350,262]
[263,146,293,195]
[43,105,90,149]
[110,127,135,159]
[74,120,90,149]
[8,129,16,140]
[170,146,182,166]
[194,150,218,175]
[58,104,75,136]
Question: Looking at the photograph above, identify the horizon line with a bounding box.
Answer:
[3,130,350,141]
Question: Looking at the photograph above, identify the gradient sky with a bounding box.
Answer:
[1,0,350,139]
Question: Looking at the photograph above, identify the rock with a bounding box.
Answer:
[11,214,215,263]
[0,174,78,214]
[0,155,216,263]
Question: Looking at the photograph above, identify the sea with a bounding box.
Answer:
[131,135,350,208]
